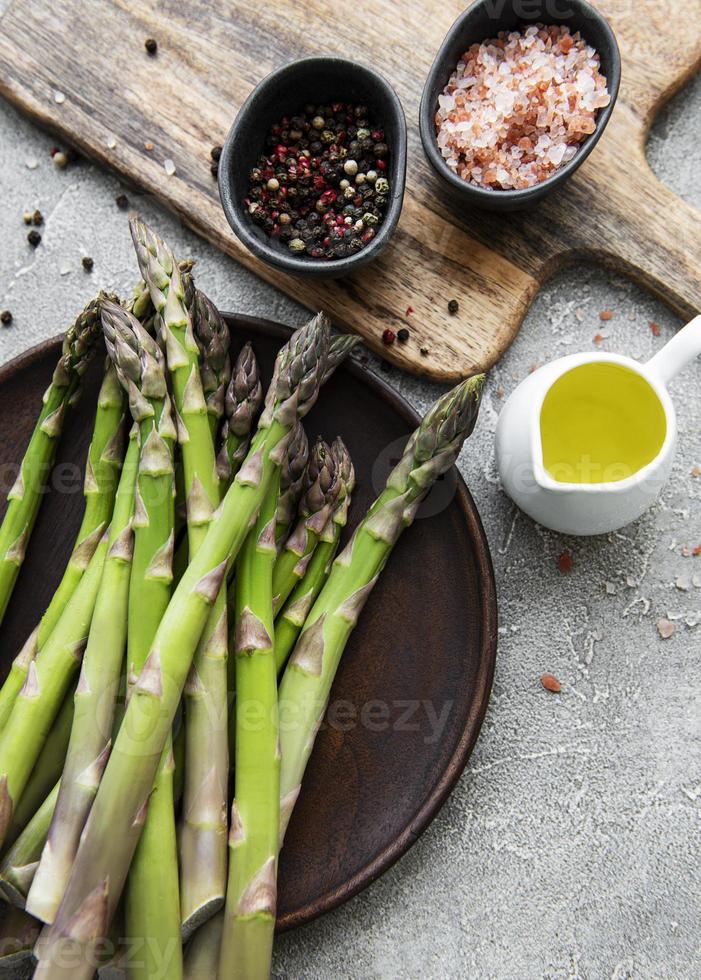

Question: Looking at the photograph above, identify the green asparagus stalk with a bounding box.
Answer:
[0,359,124,735]
[173,268,194,533]
[0,779,59,907]
[277,377,485,844]
[131,219,216,552]
[219,443,348,979]
[0,531,109,849]
[128,743,181,979]
[272,436,340,614]
[224,417,308,749]
[101,298,180,980]
[37,360,126,648]
[275,438,355,675]
[218,474,280,980]
[269,330,357,548]
[102,305,176,693]
[0,627,38,735]
[3,692,73,851]
[321,332,362,384]
[275,534,333,678]
[184,911,223,979]
[226,421,308,647]
[269,321,361,583]
[193,290,231,440]
[216,342,263,489]
[131,220,228,941]
[39,312,330,980]
[180,590,229,939]
[170,290,239,582]
[0,294,105,629]
[224,420,310,764]
[26,427,140,925]
[273,420,309,547]
[127,259,194,322]
[130,261,191,541]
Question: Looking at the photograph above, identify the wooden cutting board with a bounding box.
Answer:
[0,0,700,382]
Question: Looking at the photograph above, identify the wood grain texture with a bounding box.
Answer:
[0,318,498,929]
[0,0,700,381]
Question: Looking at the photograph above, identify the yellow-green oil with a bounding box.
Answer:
[540,362,667,484]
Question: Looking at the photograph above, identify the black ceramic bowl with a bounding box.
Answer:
[419,0,621,212]
[219,57,407,279]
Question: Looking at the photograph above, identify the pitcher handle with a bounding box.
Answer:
[646,315,701,386]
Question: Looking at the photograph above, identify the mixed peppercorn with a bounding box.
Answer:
[245,102,391,260]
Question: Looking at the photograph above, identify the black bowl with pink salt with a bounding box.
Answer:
[419,0,620,212]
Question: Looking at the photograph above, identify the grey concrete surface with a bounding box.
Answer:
[1,63,700,980]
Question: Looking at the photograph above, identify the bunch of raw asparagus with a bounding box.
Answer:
[0,219,484,979]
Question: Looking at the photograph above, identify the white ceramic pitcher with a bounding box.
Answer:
[495,315,701,535]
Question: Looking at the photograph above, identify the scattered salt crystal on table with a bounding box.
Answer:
[657,618,675,639]
[25,158,39,170]
[106,135,117,150]
[163,158,176,176]
[435,24,610,190]
[53,90,66,105]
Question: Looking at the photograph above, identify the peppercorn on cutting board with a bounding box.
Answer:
[0,1,700,381]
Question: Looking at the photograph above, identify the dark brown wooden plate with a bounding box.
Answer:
[0,314,498,931]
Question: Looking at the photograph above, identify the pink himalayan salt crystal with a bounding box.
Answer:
[435,24,611,190]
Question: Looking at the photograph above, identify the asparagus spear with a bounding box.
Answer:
[273,334,360,600]
[0,294,105,629]
[127,259,194,322]
[219,443,346,979]
[132,261,188,532]
[37,360,126,647]
[170,289,236,581]
[224,420,310,773]
[131,220,227,941]
[0,359,124,734]
[26,427,140,924]
[0,627,38,735]
[128,742,181,978]
[270,331,357,548]
[216,342,263,489]
[0,779,59,907]
[39,312,330,979]
[322,332,361,384]
[2,692,73,851]
[275,438,355,674]
[101,299,181,980]
[272,436,340,614]
[193,289,231,440]
[226,421,308,643]
[273,420,309,546]
[180,589,229,940]
[102,303,176,693]
[218,471,280,980]
[0,531,109,849]
[274,519,335,677]
[277,377,485,844]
